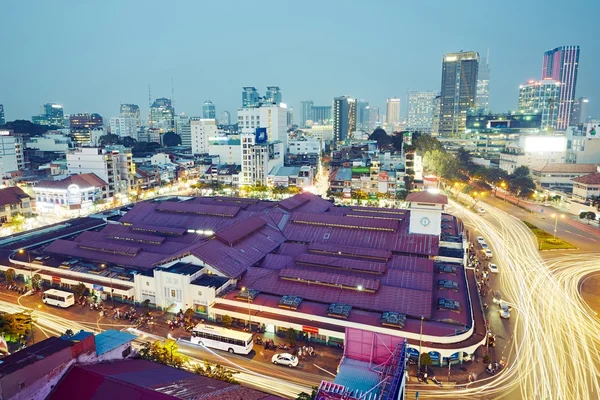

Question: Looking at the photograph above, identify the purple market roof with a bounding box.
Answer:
[290,212,399,231]
[216,217,266,245]
[294,253,387,274]
[156,201,241,217]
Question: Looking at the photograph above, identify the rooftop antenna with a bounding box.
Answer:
[171,77,175,108]
[148,85,152,108]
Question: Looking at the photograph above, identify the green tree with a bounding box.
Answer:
[184,308,195,323]
[286,327,297,347]
[121,136,137,147]
[422,149,460,180]
[99,134,121,146]
[351,190,368,201]
[419,353,433,370]
[0,311,31,342]
[162,132,182,147]
[193,361,238,383]
[139,339,189,369]
[296,387,318,400]
[5,214,26,232]
[456,147,477,175]
[31,274,41,290]
[507,176,536,198]
[511,166,531,178]
[63,329,74,337]
[0,120,56,136]
[5,269,15,285]
[73,282,87,299]
[272,186,288,198]
[579,211,597,225]
[368,127,392,148]
[221,315,232,328]
[412,133,443,154]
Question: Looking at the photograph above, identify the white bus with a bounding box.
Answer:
[42,289,75,308]
[190,324,253,354]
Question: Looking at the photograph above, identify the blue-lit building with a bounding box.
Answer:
[242,87,260,107]
[202,100,216,119]
[32,103,65,127]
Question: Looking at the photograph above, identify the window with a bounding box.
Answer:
[122,345,132,358]
[146,282,150,286]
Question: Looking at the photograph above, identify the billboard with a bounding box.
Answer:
[522,136,566,152]
[255,127,267,143]
[379,171,389,182]
[586,123,599,139]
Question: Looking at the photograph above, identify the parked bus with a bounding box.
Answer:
[190,324,253,354]
[42,289,75,308]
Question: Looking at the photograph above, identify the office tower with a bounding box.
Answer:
[119,104,141,126]
[220,111,231,126]
[191,119,218,154]
[265,86,282,105]
[300,101,314,127]
[242,87,260,107]
[386,98,401,131]
[367,106,380,130]
[348,98,357,135]
[32,103,65,127]
[571,97,589,124]
[0,130,24,176]
[431,95,442,136]
[476,56,490,111]
[333,96,350,144]
[202,100,216,119]
[518,79,561,131]
[312,106,332,124]
[356,100,370,131]
[149,98,175,132]
[439,51,479,137]
[287,107,294,126]
[110,117,137,139]
[70,113,103,144]
[542,46,580,129]
[237,104,288,148]
[407,91,438,133]
[179,117,197,147]
[174,113,190,136]
[0,105,4,126]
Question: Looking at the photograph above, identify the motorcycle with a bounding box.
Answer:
[277,343,289,351]
[255,337,263,345]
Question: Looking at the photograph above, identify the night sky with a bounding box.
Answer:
[1,0,598,122]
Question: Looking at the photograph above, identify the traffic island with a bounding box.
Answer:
[522,221,577,250]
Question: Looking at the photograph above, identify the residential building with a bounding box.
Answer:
[300,100,314,127]
[207,137,242,164]
[265,86,282,105]
[178,116,194,148]
[499,135,567,174]
[219,110,231,126]
[109,117,137,139]
[237,104,288,149]
[287,107,294,126]
[202,100,216,119]
[476,56,490,111]
[386,98,401,131]
[566,121,600,164]
[0,130,25,177]
[333,96,350,145]
[89,127,105,147]
[32,103,65,127]
[407,91,437,133]
[191,119,218,155]
[531,163,598,192]
[288,139,322,155]
[542,45,580,129]
[0,186,33,225]
[119,103,141,126]
[571,97,589,124]
[174,113,191,136]
[149,98,175,132]
[25,132,73,152]
[303,124,333,142]
[356,100,370,131]
[66,146,134,197]
[240,132,284,186]
[0,104,4,125]
[367,106,380,130]
[202,164,241,186]
[518,79,561,131]
[571,167,600,203]
[312,105,332,124]
[242,87,260,107]
[34,173,108,216]
[268,165,314,189]
[439,51,479,137]
[70,113,103,144]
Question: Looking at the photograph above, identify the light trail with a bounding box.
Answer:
[408,200,600,399]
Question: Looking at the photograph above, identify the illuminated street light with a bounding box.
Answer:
[550,213,565,240]
[241,286,251,331]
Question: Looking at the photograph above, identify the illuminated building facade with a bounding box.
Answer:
[542,46,580,129]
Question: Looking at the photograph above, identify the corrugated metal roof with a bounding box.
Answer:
[94,329,136,355]
[291,212,399,231]
[278,193,311,211]
[279,267,380,291]
[295,253,387,274]
[156,201,240,217]
[308,242,392,261]
[216,217,266,245]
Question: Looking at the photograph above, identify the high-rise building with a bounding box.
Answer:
[431,95,442,136]
[174,113,191,137]
[220,111,231,126]
[191,119,218,155]
[287,107,294,126]
[407,91,438,133]
[476,56,490,111]
[237,104,288,148]
[312,106,332,124]
[518,79,561,131]
[70,113,103,144]
[110,117,137,139]
[179,116,198,148]
[32,103,65,127]
[386,98,401,131]
[356,100,370,131]
[542,46,580,129]
[367,106,380,130]
[348,98,357,135]
[119,104,141,126]
[149,98,175,132]
[571,97,589,125]
[438,51,479,137]
[242,87,260,108]
[333,96,350,144]
[0,130,24,176]
[300,101,314,127]
[0,104,4,126]
[202,101,216,119]
[265,86,282,105]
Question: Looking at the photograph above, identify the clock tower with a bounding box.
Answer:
[406,191,448,236]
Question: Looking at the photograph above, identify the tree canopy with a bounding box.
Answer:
[162,132,182,147]
[139,339,189,369]
[0,120,58,136]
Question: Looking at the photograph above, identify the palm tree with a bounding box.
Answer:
[5,269,15,285]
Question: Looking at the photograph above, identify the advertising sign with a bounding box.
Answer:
[255,127,267,143]
[379,171,389,182]
[302,326,319,334]
[586,123,598,139]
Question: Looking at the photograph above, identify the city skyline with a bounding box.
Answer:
[1,0,598,124]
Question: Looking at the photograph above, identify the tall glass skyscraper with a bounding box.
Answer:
[149,98,175,132]
[407,91,437,133]
[300,101,314,127]
[542,46,580,129]
[220,111,231,126]
[0,104,4,126]
[476,56,490,111]
[202,100,216,119]
[356,100,370,131]
[33,103,65,127]
[242,87,260,107]
[312,106,332,124]
[518,79,561,131]
[333,96,350,144]
[265,86,282,105]
[120,104,141,126]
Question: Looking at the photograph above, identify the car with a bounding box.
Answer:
[481,242,489,249]
[489,263,498,273]
[477,236,485,245]
[484,249,493,259]
[499,302,511,319]
[272,353,299,367]
[477,208,486,214]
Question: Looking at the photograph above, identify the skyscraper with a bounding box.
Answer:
[407,91,438,133]
[0,105,4,126]
[202,100,216,119]
[386,98,401,131]
[242,87,260,108]
[312,106,332,124]
[518,79,561,131]
[220,111,231,126]
[149,98,175,132]
[438,51,479,137]
[300,101,314,127]
[431,95,441,136]
[333,96,350,144]
[476,56,490,111]
[265,86,282,105]
[571,97,589,125]
[287,107,294,126]
[348,98,357,136]
[70,113,104,144]
[542,46,580,129]
[32,103,65,127]
[120,104,141,126]
[367,106,380,130]
[356,100,370,131]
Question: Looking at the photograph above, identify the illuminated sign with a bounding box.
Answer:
[0,130,11,136]
[523,136,566,152]
[586,123,598,139]
[302,326,319,334]
[255,127,267,144]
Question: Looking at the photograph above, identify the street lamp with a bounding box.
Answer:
[241,287,251,332]
[500,182,507,202]
[417,316,424,375]
[18,249,33,289]
[550,213,565,240]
